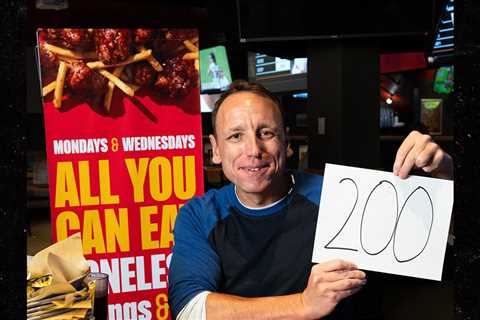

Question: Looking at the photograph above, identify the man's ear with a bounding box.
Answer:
[286,142,294,158]
[209,134,222,164]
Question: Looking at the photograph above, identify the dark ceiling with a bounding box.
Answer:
[26,0,444,58]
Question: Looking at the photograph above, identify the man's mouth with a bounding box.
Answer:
[241,164,269,172]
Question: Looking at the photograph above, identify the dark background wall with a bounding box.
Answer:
[0,0,27,318]
[306,40,380,171]
[454,0,480,318]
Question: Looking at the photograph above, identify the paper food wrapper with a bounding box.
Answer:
[28,232,90,282]
[27,233,90,302]
[27,285,93,320]
[27,233,94,319]
[43,309,89,320]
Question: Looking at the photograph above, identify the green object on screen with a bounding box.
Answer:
[433,66,454,94]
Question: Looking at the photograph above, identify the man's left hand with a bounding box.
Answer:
[393,130,453,180]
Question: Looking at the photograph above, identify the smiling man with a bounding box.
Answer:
[167,80,453,320]
[210,87,288,207]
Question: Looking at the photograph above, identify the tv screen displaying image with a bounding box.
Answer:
[248,52,308,93]
[253,53,307,79]
[433,66,453,94]
[200,45,232,92]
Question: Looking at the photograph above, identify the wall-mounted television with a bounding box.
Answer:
[236,0,436,43]
[248,52,307,93]
[200,45,232,93]
[433,66,453,94]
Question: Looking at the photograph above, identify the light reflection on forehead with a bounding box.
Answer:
[217,92,283,137]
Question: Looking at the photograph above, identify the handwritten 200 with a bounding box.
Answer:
[324,178,434,263]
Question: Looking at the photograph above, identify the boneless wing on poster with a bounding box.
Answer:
[38,28,199,112]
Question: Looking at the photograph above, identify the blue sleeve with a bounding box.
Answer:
[294,171,324,205]
[168,197,221,319]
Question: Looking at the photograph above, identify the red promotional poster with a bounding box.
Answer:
[36,28,204,319]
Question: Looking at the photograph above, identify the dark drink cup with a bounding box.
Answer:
[84,272,109,319]
[93,294,108,319]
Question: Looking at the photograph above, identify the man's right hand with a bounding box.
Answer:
[300,259,366,319]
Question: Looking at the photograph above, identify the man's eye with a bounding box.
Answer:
[228,133,241,141]
[260,130,275,138]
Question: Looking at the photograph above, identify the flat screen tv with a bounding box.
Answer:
[236,0,436,42]
[248,52,307,93]
[433,66,453,94]
[200,45,232,93]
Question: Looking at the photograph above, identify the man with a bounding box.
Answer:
[168,80,454,319]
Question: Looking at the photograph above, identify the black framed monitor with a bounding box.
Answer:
[200,45,232,93]
[236,0,436,43]
[248,52,308,93]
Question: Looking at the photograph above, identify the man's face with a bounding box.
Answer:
[209,92,287,203]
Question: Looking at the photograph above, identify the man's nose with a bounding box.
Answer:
[244,135,262,158]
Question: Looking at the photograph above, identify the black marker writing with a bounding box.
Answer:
[324,178,435,264]
[361,180,398,256]
[324,178,359,252]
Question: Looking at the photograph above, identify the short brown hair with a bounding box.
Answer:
[211,79,283,135]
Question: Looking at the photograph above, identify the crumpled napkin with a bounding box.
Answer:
[28,232,90,282]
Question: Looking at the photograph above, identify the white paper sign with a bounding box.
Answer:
[312,163,454,281]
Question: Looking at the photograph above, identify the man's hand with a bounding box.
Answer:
[205,259,365,320]
[393,130,454,180]
[300,259,366,319]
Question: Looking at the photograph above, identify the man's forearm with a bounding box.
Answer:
[206,292,307,320]
[201,260,365,320]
